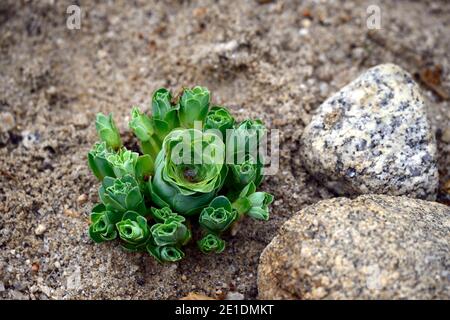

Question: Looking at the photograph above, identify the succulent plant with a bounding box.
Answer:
[116,211,151,251]
[150,217,191,247]
[88,142,116,181]
[86,86,274,263]
[199,196,237,234]
[197,233,225,254]
[95,113,122,150]
[88,204,123,243]
[148,128,227,215]
[204,106,235,138]
[99,174,147,216]
[179,86,210,128]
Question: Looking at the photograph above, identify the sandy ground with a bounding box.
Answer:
[0,0,449,299]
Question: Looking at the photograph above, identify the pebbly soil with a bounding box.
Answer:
[0,0,449,299]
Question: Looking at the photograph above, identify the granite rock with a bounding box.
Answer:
[258,195,450,299]
[301,64,438,200]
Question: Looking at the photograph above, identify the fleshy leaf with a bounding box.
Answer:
[199,199,237,234]
[116,212,150,251]
[152,88,172,120]
[179,86,210,128]
[95,113,122,150]
[88,142,116,181]
[147,244,184,263]
[204,106,235,138]
[150,220,191,246]
[99,175,147,216]
[197,233,225,254]
[88,204,123,243]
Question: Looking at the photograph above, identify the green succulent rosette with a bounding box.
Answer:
[179,86,210,128]
[116,211,151,251]
[147,244,185,263]
[227,119,266,164]
[151,88,173,120]
[95,113,122,150]
[150,217,191,247]
[99,174,147,216]
[106,149,139,178]
[197,233,225,254]
[148,128,228,215]
[227,153,263,190]
[247,191,273,221]
[150,207,185,223]
[106,148,153,182]
[129,107,167,169]
[87,141,116,181]
[88,204,123,243]
[204,106,235,138]
[199,196,237,234]
[129,87,179,168]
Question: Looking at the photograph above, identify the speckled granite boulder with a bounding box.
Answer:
[258,195,450,299]
[301,64,438,200]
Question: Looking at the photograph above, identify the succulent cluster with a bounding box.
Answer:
[87,86,273,262]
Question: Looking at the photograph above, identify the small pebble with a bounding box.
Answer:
[299,28,309,36]
[301,18,311,28]
[0,112,15,132]
[31,262,40,273]
[77,194,88,205]
[97,49,108,59]
[34,224,47,235]
[441,128,450,143]
[64,208,80,218]
[21,130,40,149]
[193,7,207,18]
[46,86,57,95]
[225,291,245,300]
[181,275,187,281]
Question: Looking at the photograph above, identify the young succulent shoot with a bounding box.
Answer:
[204,106,235,138]
[88,141,116,181]
[95,113,122,150]
[198,233,225,254]
[150,207,185,223]
[116,211,151,251]
[179,86,210,128]
[231,182,273,221]
[150,217,191,247]
[129,107,167,168]
[107,149,139,178]
[227,119,266,164]
[87,86,274,263]
[147,244,185,263]
[88,204,123,243]
[199,196,237,234]
[227,154,263,190]
[99,174,147,216]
